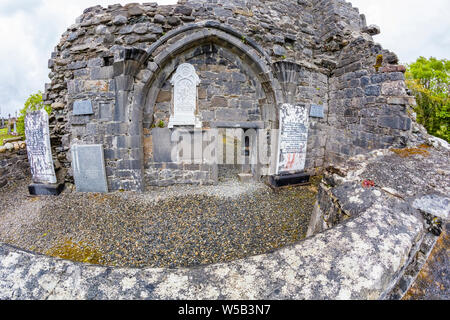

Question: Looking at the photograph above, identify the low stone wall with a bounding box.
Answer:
[144,163,217,187]
[0,139,448,300]
[0,142,29,189]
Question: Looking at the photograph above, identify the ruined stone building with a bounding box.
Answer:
[43,0,417,192]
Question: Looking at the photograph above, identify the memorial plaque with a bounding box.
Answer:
[72,144,108,193]
[25,110,57,184]
[310,104,324,118]
[169,63,201,128]
[73,99,94,116]
[276,104,310,174]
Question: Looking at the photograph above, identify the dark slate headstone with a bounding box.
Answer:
[310,104,325,118]
[276,104,310,174]
[73,99,94,116]
[72,144,108,193]
[25,110,57,184]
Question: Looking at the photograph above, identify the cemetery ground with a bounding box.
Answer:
[0,128,15,146]
[0,173,320,269]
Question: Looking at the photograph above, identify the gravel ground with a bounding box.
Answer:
[0,175,319,268]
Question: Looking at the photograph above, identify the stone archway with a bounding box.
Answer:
[121,25,283,189]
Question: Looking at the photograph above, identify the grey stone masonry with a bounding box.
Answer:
[43,0,419,191]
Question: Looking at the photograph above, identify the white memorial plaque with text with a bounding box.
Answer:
[25,110,57,184]
[169,63,201,128]
[276,104,310,174]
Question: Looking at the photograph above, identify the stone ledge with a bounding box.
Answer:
[0,193,428,300]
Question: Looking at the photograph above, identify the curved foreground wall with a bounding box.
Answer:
[1,139,448,300]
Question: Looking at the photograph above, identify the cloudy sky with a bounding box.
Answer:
[0,0,448,117]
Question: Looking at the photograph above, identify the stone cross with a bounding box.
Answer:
[25,109,57,184]
[7,114,10,134]
[276,103,310,174]
[168,63,201,128]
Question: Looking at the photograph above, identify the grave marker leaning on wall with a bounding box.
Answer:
[72,144,108,193]
[270,104,310,188]
[276,104,310,174]
[169,63,201,129]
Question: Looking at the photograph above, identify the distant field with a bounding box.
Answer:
[0,128,16,146]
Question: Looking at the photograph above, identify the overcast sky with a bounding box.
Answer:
[0,0,448,117]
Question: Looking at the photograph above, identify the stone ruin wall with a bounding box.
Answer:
[0,142,30,189]
[42,0,417,191]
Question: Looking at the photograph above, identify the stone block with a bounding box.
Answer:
[365,85,381,96]
[28,183,65,196]
[99,103,113,121]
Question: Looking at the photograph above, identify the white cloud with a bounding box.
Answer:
[0,0,448,118]
[350,0,450,64]
[0,0,176,118]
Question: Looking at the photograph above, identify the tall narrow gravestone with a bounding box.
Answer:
[276,104,310,174]
[168,63,201,128]
[25,110,63,195]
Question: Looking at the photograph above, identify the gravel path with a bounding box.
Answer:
[0,176,318,268]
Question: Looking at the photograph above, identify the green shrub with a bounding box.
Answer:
[16,91,52,136]
[406,57,449,142]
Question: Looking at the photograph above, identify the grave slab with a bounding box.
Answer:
[72,144,108,193]
[73,99,94,116]
[310,104,325,118]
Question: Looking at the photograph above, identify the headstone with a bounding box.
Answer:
[7,114,11,134]
[13,122,17,134]
[276,103,310,174]
[310,104,325,118]
[73,99,94,116]
[72,144,108,193]
[152,128,175,163]
[168,63,201,128]
[25,110,57,184]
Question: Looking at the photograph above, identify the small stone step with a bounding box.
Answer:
[238,173,253,183]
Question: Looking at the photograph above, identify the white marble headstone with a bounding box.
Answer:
[25,110,57,184]
[276,104,310,174]
[168,63,201,128]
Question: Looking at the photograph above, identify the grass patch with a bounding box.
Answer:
[391,144,431,158]
[46,238,104,265]
[0,128,16,146]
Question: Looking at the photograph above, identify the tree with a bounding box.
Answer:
[16,91,52,135]
[406,57,450,142]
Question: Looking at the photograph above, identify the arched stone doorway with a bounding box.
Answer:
[125,26,282,189]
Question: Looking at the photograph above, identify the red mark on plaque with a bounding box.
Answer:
[286,153,296,169]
